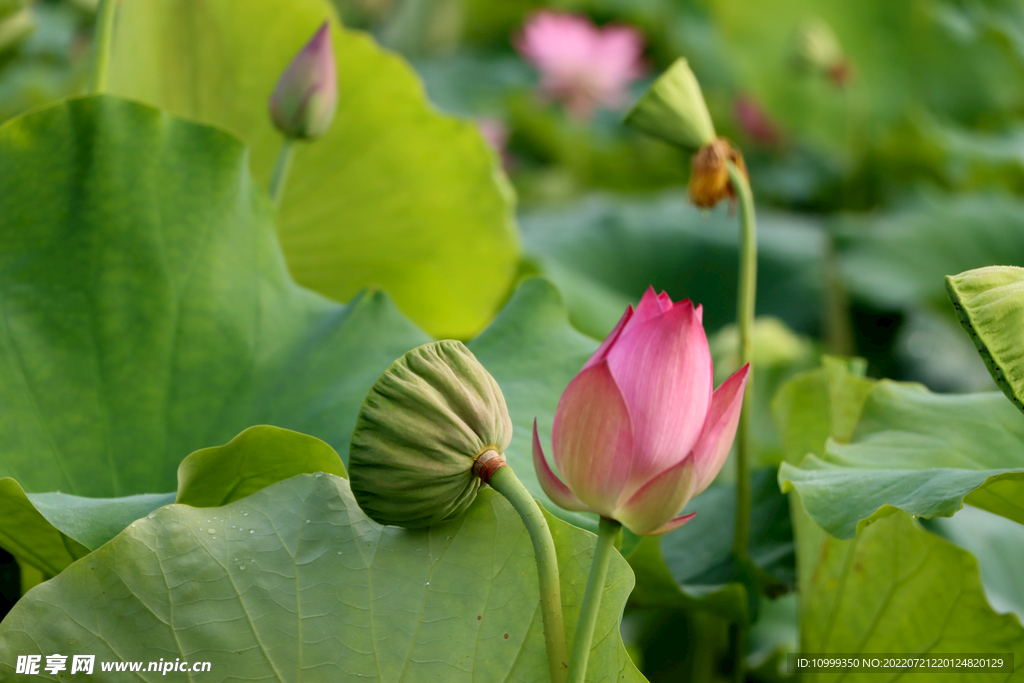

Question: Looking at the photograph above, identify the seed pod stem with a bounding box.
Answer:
[727,158,756,683]
[486,465,568,683]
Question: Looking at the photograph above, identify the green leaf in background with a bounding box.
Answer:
[0,426,351,579]
[709,317,818,467]
[0,473,645,683]
[176,425,347,507]
[710,0,1024,160]
[775,358,1024,678]
[0,95,427,499]
[770,356,874,466]
[946,266,1024,413]
[0,479,92,578]
[780,380,1024,539]
[795,503,1024,681]
[520,193,824,339]
[838,193,1024,311]
[931,505,1024,621]
[468,277,598,530]
[0,0,31,53]
[626,468,794,623]
[107,0,519,339]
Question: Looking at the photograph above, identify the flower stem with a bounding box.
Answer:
[87,0,117,94]
[727,159,756,683]
[567,517,620,683]
[269,138,296,206]
[487,466,569,683]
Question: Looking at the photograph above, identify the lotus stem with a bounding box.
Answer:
[88,0,117,94]
[566,516,620,683]
[727,159,756,683]
[269,138,295,206]
[487,466,569,683]
[728,159,756,560]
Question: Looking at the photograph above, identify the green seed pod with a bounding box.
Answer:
[349,340,513,529]
[791,17,844,75]
[624,58,716,153]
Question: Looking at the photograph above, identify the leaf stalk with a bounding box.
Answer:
[487,466,569,683]
[88,0,117,94]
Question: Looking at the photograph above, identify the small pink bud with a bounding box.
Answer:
[733,94,783,146]
[533,287,748,536]
[269,22,338,140]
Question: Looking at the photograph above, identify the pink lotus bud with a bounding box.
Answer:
[269,22,338,140]
[514,11,646,121]
[733,94,783,146]
[533,287,749,535]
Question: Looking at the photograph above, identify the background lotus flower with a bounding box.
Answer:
[734,94,783,146]
[514,11,646,120]
[533,287,749,535]
[269,21,337,140]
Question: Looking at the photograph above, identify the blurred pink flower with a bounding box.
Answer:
[477,118,513,170]
[515,11,646,120]
[733,94,783,146]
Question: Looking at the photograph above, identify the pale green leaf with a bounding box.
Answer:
[946,265,1024,413]
[795,503,1024,682]
[780,381,1024,538]
[176,425,347,508]
[107,0,519,338]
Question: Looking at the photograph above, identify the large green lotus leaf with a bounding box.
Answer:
[780,380,1024,539]
[0,426,350,579]
[946,266,1024,413]
[775,361,1024,679]
[520,193,824,340]
[794,502,1024,681]
[106,0,518,339]
[0,473,645,683]
[838,193,1024,310]
[0,95,427,499]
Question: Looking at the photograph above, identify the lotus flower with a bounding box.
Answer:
[533,288,749,535]
[515,11,646,120]
[269,21,338,140]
